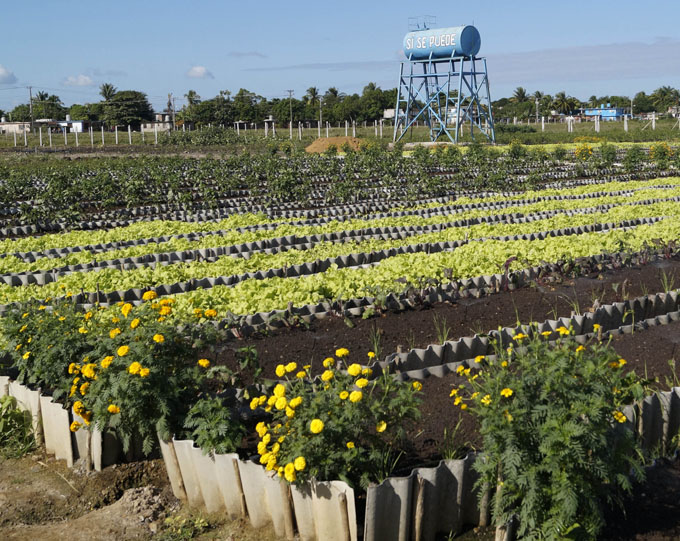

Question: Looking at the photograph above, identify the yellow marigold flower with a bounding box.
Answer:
[250,398,259,410]
[593,324,601,331]
[258,395,267,406]
[69,385,77,398]
[73,401,85,415]
[456,365,465,375]
[285,407,295,418]
[271,442,280,455]
[117,345,130,357]
[500,388,513,398]
[541,330,552,337]
[128,361,142,375]
[618,358,627,367]
[362,367,373,376]
[101,356,114,369]
[129,318,140,329]
[284,462,296,483]
[59,316,66,322]
[22,312,28,318]
[449,388,458,397]
[142,290,158,301]
[513,333,528,341]
[576,345,585,353]
[256,422,267,438]
[68,362,79,375]
[556,326,570,336]
[613,410,627,423]
[78,327,88,334]
[262,433,271,445]
[139,368,150,378]
[111,316,120,323]
[275,364,285,378]
[267,396,277,407]
[335,347,349,358]
[412,381,423,391]
[121,303,133,318]
[346,441,355,449]
[79,382,90,395]
[204,309,217,318]
[463,368,471,377]
[266,457,278,471]
[82,363,97,380]
[471,392,479,399]
[19,324,27,333]
[294,456,306,471]
[460,404,468,410]
[339,390,349,400]
[198,358,210,368]
[367,351,376,359]
[22,351,30,360]
[356,378,369,388]
[295,370,306,379]
[376,420,387,433]
[273,384,286,398]
[84,311,92,320]
[474,355,485,363]
[504,410,513,422]
[15,344,22,351]
[501,361,508,368]
[257,441,267,455]
[322,357,335,368]
[453,396,463,406]
[159,305,172,316]
[275,397,287,410]
[321,370,334,382]
[70,421,81,432]
[159,298,174,306]
[349,391,362,403]
[347,363,361,377]
[107,404,120,414]
[153,334,165,343]
[260,452,271,465]
[310,419,324,434]
[285,362,297,373]
[193,308,203,318]
[109,328,122,339]
[289,396,303,408]
[481,394,492,406]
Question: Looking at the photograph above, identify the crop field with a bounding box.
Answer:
[1,141,680,540]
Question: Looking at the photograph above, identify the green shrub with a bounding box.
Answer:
[0,395,34,458]
[623,145,646,173]
[599,142,617,167]
[183,396,245,456]
[454,328,645,540]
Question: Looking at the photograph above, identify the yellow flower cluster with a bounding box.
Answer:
[197,358,210,368]
[612,410,627,423]
[127,361,150,377]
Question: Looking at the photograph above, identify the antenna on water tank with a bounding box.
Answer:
[408,15,436,31]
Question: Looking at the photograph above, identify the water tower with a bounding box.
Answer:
[393,20,495,144]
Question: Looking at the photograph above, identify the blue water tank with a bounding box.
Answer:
[403,25,481,60]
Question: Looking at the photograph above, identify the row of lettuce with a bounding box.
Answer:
[0,217,677,316]
[2,176,680,258]
[0,141,674,224]
[0,289,659,540]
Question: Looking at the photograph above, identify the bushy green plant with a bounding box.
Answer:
[250,348,421,488]
[649,142,673,169]
[623,145,646,173]
[183,396,245,456]
[0,395,34,458]
[71,294,218,454]
[453,328,645,540]
[599,142,617,167]
[551,145,567,161]
[507,140,527,161]
[0,297,93,398]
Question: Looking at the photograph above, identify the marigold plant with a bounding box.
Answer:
[251,349,421,488]
[453,328,645,540]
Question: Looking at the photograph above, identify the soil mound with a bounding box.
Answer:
[305,136,362,153]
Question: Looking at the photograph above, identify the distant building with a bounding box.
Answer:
[583,104,625,121]
[142,112,174,132]
[0,119,30,134]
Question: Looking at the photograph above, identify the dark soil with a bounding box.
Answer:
[216,257,680,387]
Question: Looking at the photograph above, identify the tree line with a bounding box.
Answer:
[1,83,678,128]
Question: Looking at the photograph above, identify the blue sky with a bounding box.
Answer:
[1,0,679,111]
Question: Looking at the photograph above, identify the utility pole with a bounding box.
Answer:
[287,89,294,139]
[535,97,539,124]
[172,95,176,131]
[630,96,634,118]
[28,86,34,132]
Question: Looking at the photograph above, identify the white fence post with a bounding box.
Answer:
[115,126,118,144]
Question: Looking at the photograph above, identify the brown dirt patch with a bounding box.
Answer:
[305,136,362,153]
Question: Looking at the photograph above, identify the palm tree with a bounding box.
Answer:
[588,95,598,108]
[304,87,320,107]
[511,87,529,103]
[184,90,201,106]
[552,92,573,114]
[35,91,49,102]
[99,83,117,101]
[532,90,544,102]
[651,86,680,111]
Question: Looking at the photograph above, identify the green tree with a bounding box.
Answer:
[103,90,153,128]
[511,87,529,103]
[33,94,66,120]
[552,91,577,114]
[633,92,654,114]
[99,83,117,101]
[651,86,680,112]
[69,103,103,121]
[9,104,30,122]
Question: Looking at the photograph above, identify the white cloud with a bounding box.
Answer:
[228,51,267,59]
[63,74,95,87]
[186,65,214,79]
[0,65,17,84]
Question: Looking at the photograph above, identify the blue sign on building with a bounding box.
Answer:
[583,103,625,121]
